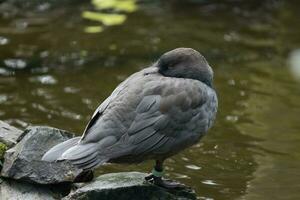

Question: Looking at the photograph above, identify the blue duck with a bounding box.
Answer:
[42,47,218,188]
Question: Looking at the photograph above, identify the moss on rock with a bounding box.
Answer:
[0,142,7,168]
[0,142,7,158]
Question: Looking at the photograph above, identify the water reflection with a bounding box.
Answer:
[202,180,219,186]
[4,59,27,69]
[185,164,202,170]
[0,94,8,104]
[0,36,9,45]
[288,49,300,80]
[82,0,138,33]
[30,75,57,85]
[0,68,12,76]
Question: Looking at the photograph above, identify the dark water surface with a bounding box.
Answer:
[1,0,300,199]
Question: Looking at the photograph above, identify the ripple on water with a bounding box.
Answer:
[225,115,239,123]
[64,86,80,94]
[198,197,214,200]
[224,31,240,42]
[32,103,49,113]
[61,110,82,120]
[4,59,27,69]
[5,119,28,128]
[82,98,94,110]
[202,180,219,186]
[173,172,190,179]
[30,75,57,85]
[185,164,202,170]
[0,68,11,76]
[82,98,92,105]
[288,49,300,80]
[181,157,189,161]
[0,36,9,45]
[0,94,8,104]
[32,88,53,100]
[30,67,49,74]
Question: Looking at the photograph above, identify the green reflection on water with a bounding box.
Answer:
[0,0,300,199]
[82,12,127,26]
[82,0,137,33]
[92,0,138,12]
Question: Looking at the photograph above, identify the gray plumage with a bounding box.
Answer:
[42,48,218,171]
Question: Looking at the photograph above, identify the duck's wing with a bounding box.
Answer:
[85,67,158,123]
[109,79,214,161]
[81,67,158,141]
[81,74,132,140]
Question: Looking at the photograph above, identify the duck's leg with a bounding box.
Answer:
[145,160,185,189]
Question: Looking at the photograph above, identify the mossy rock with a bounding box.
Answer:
[0,142,7,168]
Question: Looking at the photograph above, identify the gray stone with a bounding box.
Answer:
[64,172,197,200]
[0,178,56,200]
[0,126,85,184]
[0,120,23,147]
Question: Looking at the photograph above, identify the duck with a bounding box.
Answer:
[42,47,218,188]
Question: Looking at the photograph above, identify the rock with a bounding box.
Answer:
[1,126,87,184]
[0,120,23,148]
[0,178,56,200]
[64,172,197,200]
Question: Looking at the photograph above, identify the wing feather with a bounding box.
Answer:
[117,80,210,159]
[78,72,213,163]
[81,74,132,139]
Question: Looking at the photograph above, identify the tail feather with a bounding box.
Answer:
[59,143,98,161]
[42,137,81,162]
[71,151,98,165]
[75,156,97,168]
[81,157,108,170]
[58,142,108,170]
[75,156,99,169]
[42,136,112,170]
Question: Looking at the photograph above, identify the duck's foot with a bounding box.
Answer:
[145,174,186,189]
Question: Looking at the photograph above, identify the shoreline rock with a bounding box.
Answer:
[0,120,23,148]
[1,126,87,184]
[0,178,57,200]
[64,172,197,200]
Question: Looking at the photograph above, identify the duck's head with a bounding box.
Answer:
[156,48,214,87]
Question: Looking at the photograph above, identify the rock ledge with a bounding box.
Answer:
[1,126,84,184]
[64,172,196,200]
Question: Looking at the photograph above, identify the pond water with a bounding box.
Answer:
[1,0,300,199]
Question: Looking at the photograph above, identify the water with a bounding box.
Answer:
[1,0,300,199]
